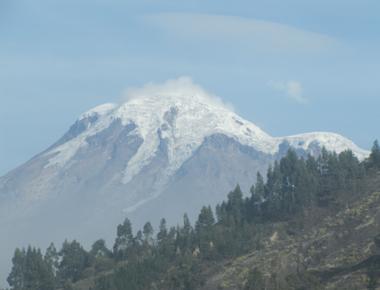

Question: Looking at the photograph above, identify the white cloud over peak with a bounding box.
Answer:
[122,76,235,111]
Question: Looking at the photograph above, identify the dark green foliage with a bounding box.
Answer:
[7,248,25,289]
[195,206,216,259]
[90,239,111,259]
[89,240,113,273]
[143,221,154,245]
[113,218,134,260]
[176,214,194,252]
[58,240,91,283]
[367,140,380,170]
[7,247,55,290]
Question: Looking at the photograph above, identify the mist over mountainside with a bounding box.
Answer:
[0,78,370,285]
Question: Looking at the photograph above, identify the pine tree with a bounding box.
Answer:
[195,206,216,259]
[226,185,244,225]
[178,214,193,251]
[7,248,26,290]
[247,172,265,220]
[157,218,168,246]
[367,140,380,170]
[143,222,154,246]
[254,172,265,203]
[264,162,283,217]
[316,148,337,207]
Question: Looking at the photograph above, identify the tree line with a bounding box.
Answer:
[6,141,380,290]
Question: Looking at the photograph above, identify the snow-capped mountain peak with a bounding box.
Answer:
[79,103,117,121]
[44,78,277,181]
[0,79,371,280]
[43,77,369,187]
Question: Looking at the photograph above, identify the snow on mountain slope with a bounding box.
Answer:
[43,77,369,188]
[277,132,369,160]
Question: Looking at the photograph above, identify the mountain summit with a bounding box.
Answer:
[45,77,368,190]
[0,77,369,283]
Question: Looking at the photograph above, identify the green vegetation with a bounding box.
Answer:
[7,141,380,290]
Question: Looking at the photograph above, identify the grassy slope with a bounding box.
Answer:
[202,174,380,290]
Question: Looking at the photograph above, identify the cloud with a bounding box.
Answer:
[122,76,235,111]
[268,80,308,104]
[143,13,339,54]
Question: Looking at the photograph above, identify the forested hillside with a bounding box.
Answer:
[5,141,380,290]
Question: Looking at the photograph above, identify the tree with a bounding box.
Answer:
[177,214,193,252]
[7,248,26,290]
[90,239,112,258]
[316,148,337,207]
[44,243,59,276]
[264,162,283,218]
[367,140,380,170]
[157,218,168,247]
[58,240,90,283]
[156,218,176,260]
[195,206,216,259]
[113,218,134,260]
[254,172,265,203]
[8,247,55,290]
[226,185,244,225]
[143,222,154,246]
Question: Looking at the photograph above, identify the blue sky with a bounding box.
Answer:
[0,0,379,175]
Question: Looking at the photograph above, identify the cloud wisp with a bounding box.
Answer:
[268,80,308,104]
[122,76,235,111]
[143,13,339,54]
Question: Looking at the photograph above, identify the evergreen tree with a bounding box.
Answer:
[143,222,154,246]
[177,214,193,252]
[7,248,26,290]
[254,172,265,203]
[90,239,111,258]
[195,206,216,258]
[367,140,380,170]
[58,240,90,283]
[8,247,55,290]
[44,243,59,276]
[113,218,134,260]
[157,218,168,246]
[316,148,337,207]
[225,185,244,226]
[264,162,283,217]
[157,218,173,259]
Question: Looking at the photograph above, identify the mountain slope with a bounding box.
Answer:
[0,78,370,285]
[201,177,380,290]
[34,146,380,290]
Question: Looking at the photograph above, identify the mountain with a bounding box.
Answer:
[8,140,379,290]
[0,78,369,285]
